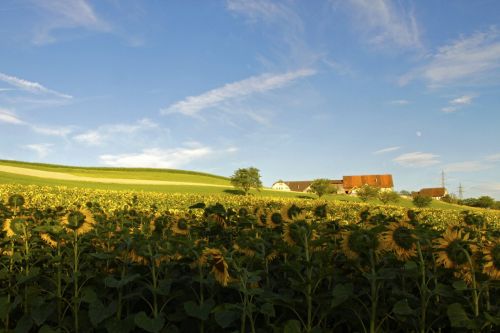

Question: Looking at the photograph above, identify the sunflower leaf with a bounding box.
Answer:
[331,283,353,308]
[283,319,302,333]
[134,312,165,333]
[447,303,471,328]
[184,299,215,321]
[392,299,414,316]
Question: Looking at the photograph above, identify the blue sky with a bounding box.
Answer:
[1,0,500,199]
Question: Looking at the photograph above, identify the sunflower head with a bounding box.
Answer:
[283,220,312,246]
[314,204,328,219]
[462,212,485,229]
[266,211,284,229]
[200,248,230,286]
[172,216,190,235]
[435,229,474,269]
[381,221,417,261]
[62,209,95,235]
[281,204,304,222]
[238,207,249,217]
[8,194,25,210]
[341,228,381,261]
[40,233,58,248]
[483,242,500,280]
[2,216,31,238]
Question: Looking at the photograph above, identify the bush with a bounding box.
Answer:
[379,191,400,204]
[413,195,432,208]
[356,185,380,202]
[310,179,336,198]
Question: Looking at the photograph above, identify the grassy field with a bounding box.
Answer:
[0,159,230,185]
[0,160,477,210]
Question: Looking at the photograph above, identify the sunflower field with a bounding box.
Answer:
[1,185,500,332]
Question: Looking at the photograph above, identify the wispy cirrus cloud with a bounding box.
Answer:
[0,72,72,99]
[393,152,440,167]
[401,28,500,87]
[339,0,421,50]
[486,153,500,162]
[161,69,315,116]
[373,146,400,154]
[73,118,158,146]
[0,108,24,124]
[441,94,476,113]
[100,146,215,169]
[444,161,492,173]
[31,0,111,45]
[389,99,410,106]
[31,125,73,137]
[23,143,53,158]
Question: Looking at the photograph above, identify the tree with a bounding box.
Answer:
[309,179,336,198]
[230,167,262,195]
[356,185,380,202]
[413,195,432,208]
[379,191,400,204]
[476,196,495,208]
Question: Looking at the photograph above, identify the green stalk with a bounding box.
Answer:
[369,250,377,333]
[417,242,427,333]
[462,249,479,318]
[304,235,313,333]
[73,231,80,333]
[57,241,63,325]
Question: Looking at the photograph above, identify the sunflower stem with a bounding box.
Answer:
[369,250,377,333]
[462,249,479,318]
[416,242,428,333]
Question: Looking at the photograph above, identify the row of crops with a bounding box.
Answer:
[1,184,500,332]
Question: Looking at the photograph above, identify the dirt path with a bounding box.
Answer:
[0,165,229,188]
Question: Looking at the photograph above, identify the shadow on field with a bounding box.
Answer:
[297,195,314,200]
[223,189,246,196]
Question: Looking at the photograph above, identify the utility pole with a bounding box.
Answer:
[458,183,464,200]
[441,170,445,189]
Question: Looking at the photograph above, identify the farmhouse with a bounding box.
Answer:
[413,187,447,200]
[342,174,394,194]
[272,180,344,194]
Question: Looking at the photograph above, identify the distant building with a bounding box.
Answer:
[413,187,447,200]
[272,180,344,194]
[342,174,394,194]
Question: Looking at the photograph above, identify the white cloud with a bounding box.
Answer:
[73,118,158,146]
[0,108,24,125]
[401,28,500,86]
[23,143,53,158]
[100,146,214,169]
[373,146,400,154]
[31,0,111,44]
[393,152,440,167]
[341,0,421,49]
[441,106,458,113]
[444,161,492,173]
[0,72,72,99]
[162,69,315,116]
[389,99,410,105]
[486,153,500,162]
[451,95,474,105]
[31,125,73,137]
[416,131,422,137]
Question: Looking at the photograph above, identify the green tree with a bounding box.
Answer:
[413,195,432,208]
[379,191,400,204]
[476,196,495,208]
[309,179,336,198]
[356,185,380,202]
[230,167,262,195]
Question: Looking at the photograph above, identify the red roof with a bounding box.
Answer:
[342,174,394,190]
[416,187,447,197]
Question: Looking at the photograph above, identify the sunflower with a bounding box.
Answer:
[281,204,305,222]
[266,211,285,229]
[381,221,417,261]
[266,251,279,262]
[62,208,95,235]
[2,216,31,239]
[341,228,382,261]
[40,233,58,248]
[171,216,190,235]
[199,248,230,287]
[283,220,315,246]
[233,243,256,257]
[208,214,226,228]
[483,241,500,280]
[253,208,266,226]
[434,228,476,269]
